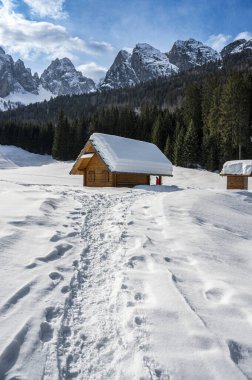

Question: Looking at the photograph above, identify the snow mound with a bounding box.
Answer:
[0,145,54,169]
[221,160,252,175]
[90,133,173,175]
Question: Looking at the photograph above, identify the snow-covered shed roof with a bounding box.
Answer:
[221,160,252,176]
[71,133,173,176]
[90,133,173,175]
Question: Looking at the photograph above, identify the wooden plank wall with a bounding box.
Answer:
[227,176,248,190]
[81,145,150,187]
[85,154,114,187]
[116,173,149,187]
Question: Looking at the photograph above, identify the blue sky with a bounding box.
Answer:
[0,0,251,81]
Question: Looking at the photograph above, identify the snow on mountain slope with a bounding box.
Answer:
[168,38,220,71]
[221,38,252,57]
[0,47,96,110]
[0,145,251,379]
[41,58,96,96]
[101,43,178,90]
[0,85,54,111]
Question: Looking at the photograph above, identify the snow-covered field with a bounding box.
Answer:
[0,145,252,380]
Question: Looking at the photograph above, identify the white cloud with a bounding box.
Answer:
[234,31,252,41]
[0,0,114,61]
[123,47,133,54]
[206,34,231,51]
[77,62,107,82]
[23,0,67,19]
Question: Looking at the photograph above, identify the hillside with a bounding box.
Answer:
[0,145,251,379]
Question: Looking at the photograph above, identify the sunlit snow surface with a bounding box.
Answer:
[221,160,252,175]
[0,145,252,380]
[0,85,54,111]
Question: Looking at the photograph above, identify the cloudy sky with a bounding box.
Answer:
[0,0,251,81]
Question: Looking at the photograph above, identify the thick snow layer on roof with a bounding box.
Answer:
[90,133,173,175]
[221,160,252,175]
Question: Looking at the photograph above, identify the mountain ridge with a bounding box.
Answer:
[0,36,251,111]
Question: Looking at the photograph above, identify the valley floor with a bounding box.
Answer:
[0,146,252,380]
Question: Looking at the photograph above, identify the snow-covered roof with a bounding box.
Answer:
[89,133,173,176]
[221,160,252,176]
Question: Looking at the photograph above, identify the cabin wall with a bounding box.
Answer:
[116,173,149,187]
[84,154,113,187]
[81,147,150,187]
[227,176,248,190]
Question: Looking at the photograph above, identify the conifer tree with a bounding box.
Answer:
[151,115,164,149]
[163,135,173,161]
[184,120,199,167]
[173,128,185,166]
[52,110,71,160]
[220,73,250,161]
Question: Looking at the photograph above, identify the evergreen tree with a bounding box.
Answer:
[52,110,72,160]
[173,127,185,166]
[151,115,164,149]
[163,135,173,161]
[184,120,199,167]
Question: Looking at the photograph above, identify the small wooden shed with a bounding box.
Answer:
[70,133,173,187]
[220,160,252,190]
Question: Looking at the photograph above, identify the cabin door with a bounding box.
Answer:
[88,170,95,182]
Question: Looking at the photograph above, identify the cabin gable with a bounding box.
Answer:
[84,152,114,187]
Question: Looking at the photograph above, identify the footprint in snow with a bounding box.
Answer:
[25,262,37,269]
[61,285,70,294]
[127,255,145,268]
[134,292,144,301]
[38,243,73,262]
[205,288,225,302]
[45,306,62,322]
[135,316,144,326]
[39,322,53,342]
[96,337,109,350]
[164,257,172,263]
[49,272,63,281]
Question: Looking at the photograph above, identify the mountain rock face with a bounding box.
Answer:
[0,47,39,98]
[100,50,139,89]
[41,58,96,96]
[14,59,39,94]
[100,43,178,90]
[168,38,220,71]
[131,43,178,81]
[0,47,15,98]
[221,39,252,57]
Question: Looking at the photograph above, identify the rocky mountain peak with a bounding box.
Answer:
[41,57,96,96]
[168,38,220,71]
[221,38,252,57]
[0,46,6,55]
[100,49,138,90]
[14,59,38,94]
[100,42,178,90]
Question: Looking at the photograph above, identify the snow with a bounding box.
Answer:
[0,85,54,111]
[135,43,178,72]
[90,133,173,175]
[171,38,220,65]
[80,153,94,159]
[0,144,252,379]
[221,160,252,175]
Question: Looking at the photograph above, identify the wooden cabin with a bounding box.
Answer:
[220,160,252,190]
[70,133,173,187]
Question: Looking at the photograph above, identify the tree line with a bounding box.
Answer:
[0,70,251,170]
